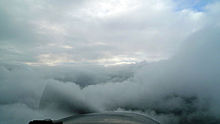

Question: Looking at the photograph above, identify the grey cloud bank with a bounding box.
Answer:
[0,24,220,123]
[0,0,220,124]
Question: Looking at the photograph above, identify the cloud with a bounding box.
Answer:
[39,20,220,123]
[0,1,220,124]
[0,0,209,65]
[1,18,220,123]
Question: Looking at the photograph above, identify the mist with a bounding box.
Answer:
[1,0,220,124]
[1,25,220,124]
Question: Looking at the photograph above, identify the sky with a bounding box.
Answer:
[0,0,220,124]
[0,0,216,66]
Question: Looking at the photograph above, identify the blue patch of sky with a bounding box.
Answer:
[173,0,218,12]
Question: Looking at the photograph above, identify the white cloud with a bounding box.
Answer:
[0,1,220,124]
[0,0,213,66]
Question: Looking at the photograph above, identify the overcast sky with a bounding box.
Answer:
[0,0,218,66]
[0,1,220,124]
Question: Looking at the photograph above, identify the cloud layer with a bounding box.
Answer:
[0,0,220,124]
[0,0,213,66]
[1,19,220,123]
